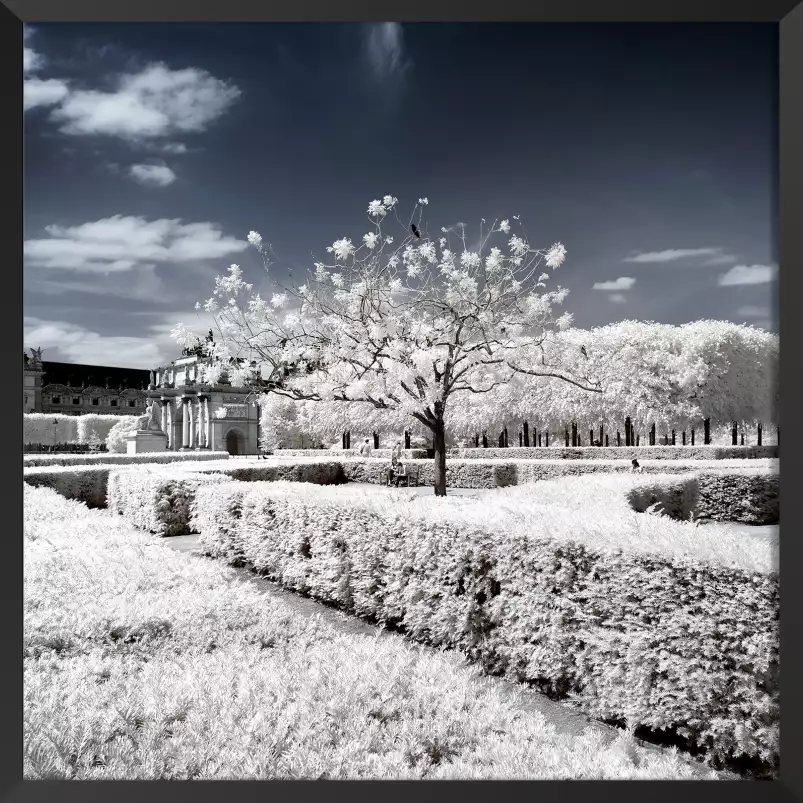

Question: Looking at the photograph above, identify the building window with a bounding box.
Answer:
[92,398,99,406]
[128,400,136,407]
[52,396,60,404]
[111,399,118,407]
[72,397,80,405]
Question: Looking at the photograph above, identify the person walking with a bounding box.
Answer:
[359,438,373,458]
[386,439,403,486]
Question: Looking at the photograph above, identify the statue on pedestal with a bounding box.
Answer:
[138,399,163,432]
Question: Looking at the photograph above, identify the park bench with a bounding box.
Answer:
[379,463,421,487]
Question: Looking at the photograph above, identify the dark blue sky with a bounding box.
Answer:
[24,22,778,369]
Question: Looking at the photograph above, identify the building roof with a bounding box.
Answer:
[40,361,151,390]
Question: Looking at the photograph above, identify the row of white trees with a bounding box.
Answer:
[255,319,777,449]
[173,195,778,495]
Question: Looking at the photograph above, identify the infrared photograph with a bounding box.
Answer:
[22,19,780,781]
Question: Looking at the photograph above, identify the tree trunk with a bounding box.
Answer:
[691,429,695,446]
[625,416,632,447]
[404,430,411,449]
[565,428,569,447]
[498,432,504,448]
[617,431,621,446]
[545,432,549,447]
[650,423,656,446]
[482,431,488,448]
[636,434,640,446]
[571,422,577,447]
[523,421,530,447]
[757,423,762,446]
[599,425,603,446]
[538,433,542,447]
[605,434,609,446]
[373,431,379,449]
[519,431,523,447]
[682,431,686,446]
[731,422,738,446]
[671,429,676,446]
[504,427,509,447]
[474,433,479,448]
[589,429,594,447]
[433,414,447,497]
[704,418,711,445]
[741,432,744,446]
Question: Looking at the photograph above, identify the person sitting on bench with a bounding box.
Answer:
[393,461,407,487]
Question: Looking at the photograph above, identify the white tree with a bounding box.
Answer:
[173,195,600,495]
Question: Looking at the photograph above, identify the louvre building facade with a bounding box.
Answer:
[23,349,149,417]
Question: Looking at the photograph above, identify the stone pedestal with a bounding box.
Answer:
[126,430,169,455]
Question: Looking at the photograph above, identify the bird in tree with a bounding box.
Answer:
[580,345,588,358]
[411,223,421,239]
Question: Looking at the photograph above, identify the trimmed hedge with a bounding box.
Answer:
[220,462,347,485]
[276,448,429,459]
[23,413,124,447]
[189,478,778,773]
[23,466,118,508]
[338,457,777,492]
[104,462,349,535]
[107,470,231,536]
[626,470,779,525]
[694,471,779,524]
[23,451,231,467]
[448,445,778,460]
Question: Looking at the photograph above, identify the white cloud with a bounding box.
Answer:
[701,253,738,266]
[47,62,240,141]
[736,305,771,318]
[24,316,166,369]
[128,163,177,187]
[25,216,248,273]
[161,142,188,154]
[24,77,70,110]
[718,264,777,286]
[364,23,411,83]
[608,293,627,304]
[592,277,636,291]
[23,25,43,74]
[624,247,724,263]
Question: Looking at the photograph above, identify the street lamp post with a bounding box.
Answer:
[52,418,58,453]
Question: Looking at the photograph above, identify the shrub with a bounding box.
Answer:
[76,414,123,445]
[105,416,140,453]
[107,470,230,536]
[23,452,230,468]
[447,445,778,461]
[24,414,79,447]
[23,466,114,508]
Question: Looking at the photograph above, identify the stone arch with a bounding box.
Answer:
[225,427,245,456]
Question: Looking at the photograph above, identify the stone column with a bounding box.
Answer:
[188,398,196,448]
[196,396,204,448]
[160,398,169,437]
[181,397,190,448]
[166,401,172,449]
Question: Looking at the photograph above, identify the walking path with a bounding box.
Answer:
[163,532,733,779]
